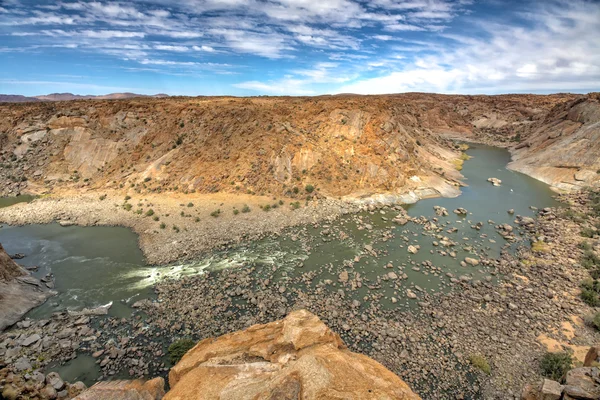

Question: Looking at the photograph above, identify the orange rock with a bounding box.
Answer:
[74,378,165,400]
[165,310,420,400]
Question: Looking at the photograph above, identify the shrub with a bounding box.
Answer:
[263,204,271,212]
[145,209,155,217]
[173,225,180,233]
[168,339,195,364]
[290,201,301,210]
[581,227,597,238]
[123,203,133,211]
[305,184,315,193]
[540,352,572,382]
[233,209,239,215]
[153,216,159,221]
[581,279,600,306]
[469,354,490,374]
[582,251,600,269]
[99,194,107,201]
[144,177,151,182]
[210,209,221,217]
[125,195,131,201]
[241,204,251,213]
[160,222,166,229]
[293,187,299,194]
[187,202,194,207]
[195,217,200,222]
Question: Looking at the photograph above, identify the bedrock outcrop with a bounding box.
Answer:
[164,309,420,400]
[507,93,600,190]
[0,243,54,331]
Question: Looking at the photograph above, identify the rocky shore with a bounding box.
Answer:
[2,188,598,399]
[0,191,359,265]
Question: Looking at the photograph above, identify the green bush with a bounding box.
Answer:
[123,203,133,211]
[233,209,239,215]
[263,204,271,212]
[540,352,572,382]
[125,195,131,201]
[582,251,600,270]
[168,338,195,364]
[581,279,600,306]
[210,209,221,217]
[145,209,155,217]
[187,202,194,207]
[290,201,301,210]
[99,194,107,201]
[305,184,315,193]
[160,222,166,229]
[241,204,251,213]
[469,354,491,374]
[581,227,597,238]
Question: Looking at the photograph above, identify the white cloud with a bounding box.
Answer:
[154,44,188,52]
[209,28,292,58]
[192,45,216,52]
[339,0,600,94]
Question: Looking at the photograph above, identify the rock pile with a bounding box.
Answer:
[522,347,600,400]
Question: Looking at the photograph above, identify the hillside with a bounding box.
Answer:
[0,93,576,201]
[0,93,169,103]
[507,93,600,190]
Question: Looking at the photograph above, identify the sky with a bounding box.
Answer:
[0,0,599,96]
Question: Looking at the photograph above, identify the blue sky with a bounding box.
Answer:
[1,0,599,96]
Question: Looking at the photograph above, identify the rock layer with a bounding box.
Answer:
[0,243,55,331]
[165,309,420,400]
[507,93,600,190]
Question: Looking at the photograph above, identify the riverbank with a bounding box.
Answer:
[0,191,358,265]
[2,188,598,399]
[0,175,462,265]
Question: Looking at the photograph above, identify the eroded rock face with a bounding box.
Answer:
[0,243,55,331]
[165,310,420,400]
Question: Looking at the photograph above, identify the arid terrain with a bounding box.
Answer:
[0,93,598,263]
[1,93,600,400]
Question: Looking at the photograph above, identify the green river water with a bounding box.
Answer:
[0,144,561,319]
[0,144,563,386]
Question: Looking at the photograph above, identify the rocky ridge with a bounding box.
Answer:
[0,93,576,202]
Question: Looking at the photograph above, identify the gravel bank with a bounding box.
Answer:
[0,191,359,264]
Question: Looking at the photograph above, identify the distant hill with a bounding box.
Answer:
[0,92,169,103]
[0,95,43,103]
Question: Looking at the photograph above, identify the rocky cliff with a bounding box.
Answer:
[508,93,600,190]
[0,243,54,331]
[0,93,575,202]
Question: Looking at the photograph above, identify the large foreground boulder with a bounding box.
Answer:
[165,309,420,400]
[0,243,55,331]
[74,378,165,400]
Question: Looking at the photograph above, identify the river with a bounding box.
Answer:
[0,144,561,319]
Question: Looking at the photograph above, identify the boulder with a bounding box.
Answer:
[165,310,420,400]
[584,346,600,367]
[407,245,420,254]
[74,378,165,400]
[464,257,480,266]
[0,243,55,331]
[487,177,502,186]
